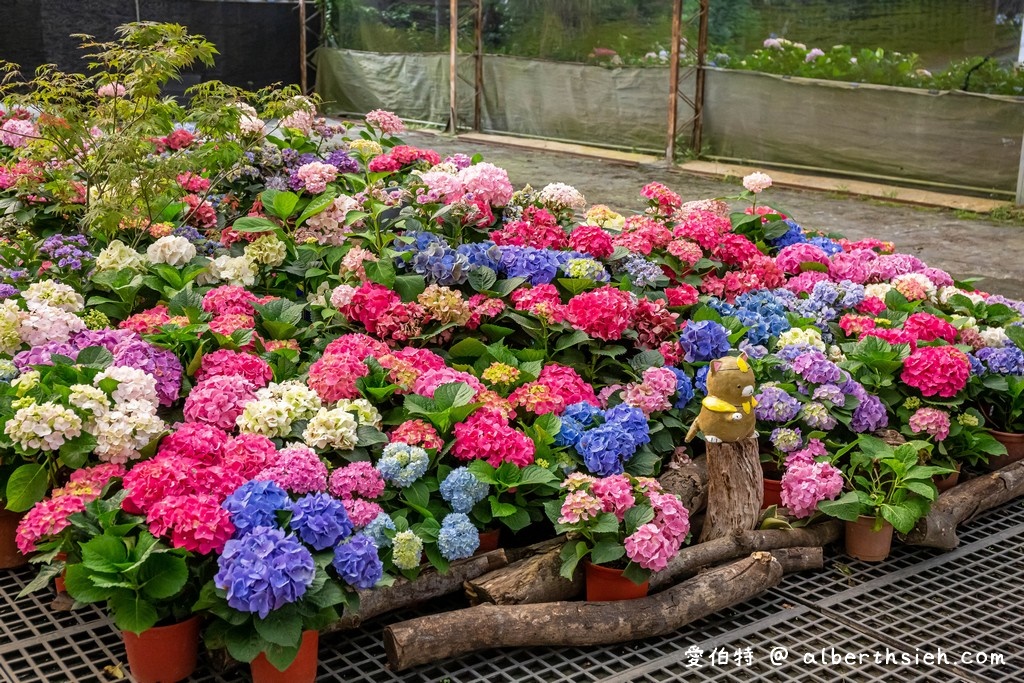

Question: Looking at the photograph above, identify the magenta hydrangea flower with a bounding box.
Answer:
[195,349,273,387]
[221,433,278,478]
[590,475,636,521]
[256,445,328,494]
[157,422,230,464]
[146,493,235,555]
[183,374,257,431]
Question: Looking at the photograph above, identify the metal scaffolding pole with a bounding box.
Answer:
[448,0,459,133]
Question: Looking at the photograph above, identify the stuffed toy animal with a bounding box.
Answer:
[685,354,757,443]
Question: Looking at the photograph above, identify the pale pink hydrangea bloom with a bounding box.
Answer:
[590,475,636,521]
[805,48,825,62]
[365,109,405,135]
[624,523,675,571]
[780,460,844,518]
[295,162,338,194]
[558,489,603,524]
[908,407,951,441]
[97,83,127,98]
[456,162,514,206]
[0,119,38,148]
[742,171,773,194]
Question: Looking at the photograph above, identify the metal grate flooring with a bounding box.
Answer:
[1,500,1021,682]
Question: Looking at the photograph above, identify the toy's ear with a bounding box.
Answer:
[736,352,750,373]
[710,360,722,374]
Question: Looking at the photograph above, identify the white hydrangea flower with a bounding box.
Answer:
[979,327,1009,348]
[18,304,86,346]
[777,327,826,351]
[303,406,359,451]
[4,401,83,451]
[864,283,893,301]
[236,398,294,438]
[258,380,322,421]
[68,384,111,418]
[22,280,84,313]
[335,398,382,428]
[209,254,258,287]
[93,399,166,464]
[0,300,24,355]
[147,235,197,267]
[536,182,586,211]
[95,240,146,272]
[94,366,160,408]
[244,234,287,267]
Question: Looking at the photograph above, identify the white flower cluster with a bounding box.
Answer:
[0,300,22,355]
[95,240,146,272]
[777,326,826,351]
[93,400,166,464]
[94,366,160,408]
[237,380,322,438]
[980,326,1010,348]
[937,286,985,306]
[4,401,83,451]
[18,304,86,347]
[147,235,197,267]
[536,182,587,211]
[303,407,359,450]
[336,398,382,428]
[209,254,258,287]
[22,280,84,312]
[68,384,110,419]
[864,283,893,301]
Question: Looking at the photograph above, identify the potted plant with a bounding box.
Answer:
[970,370,1024,470]
[196,480,383,683]
[818,435,951,562]
[546,472,690,601]
[62,489,214,683]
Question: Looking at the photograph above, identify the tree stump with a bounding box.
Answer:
[699,436,762,543]
[464,537,579,605]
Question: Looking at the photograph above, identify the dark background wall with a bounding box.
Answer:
[1,0,305,96]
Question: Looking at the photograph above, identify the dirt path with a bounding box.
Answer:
[405,131,1024,300]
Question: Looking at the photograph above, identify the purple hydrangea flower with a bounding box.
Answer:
[604,403,651,447]
[214,526,315,618]
[679,320,731,362]
[323,149,360,174]
[812,383,846,406]
[13,341,77,372]
[222,480,291,537]
[289,493,353,550]
[976,346,1024,376]
[112,337,183,406]
[790,350,842,385]
[754,386,801,422]
[332,533,383,589]
[851,393,889,432]
[0,284,19,299]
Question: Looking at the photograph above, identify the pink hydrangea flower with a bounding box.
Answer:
[901,346,970,398]
[566,286,636,340]
[780,460,844,518]
[146,494,235,555]
[183,374,257,431]
[776,243,830,275]
[650,492,690,543]
[121,456,199,514]
[195,349,273,387]
[456,162,513,206]
[558,490,604,524]
[452,409,535,467]
[590,475,635,521]
[157,422,230,464]
[389,419,444,450]
[622,382,671,416]
[221,433,277,478]
[365,109,405,135]
[16,495,87,554]
[256,445,328,494]
[343,499,384,528]
[203,286,259,316]
[568,224,615,259]
[908,407,951,441]
[624,523,675,571]
[742,172,772,193]
[329,461,386,500]
[308,353,370,402]
[903,312,957,344]
[412,367,486,398]
[295,161,339,194]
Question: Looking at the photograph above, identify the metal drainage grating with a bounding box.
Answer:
[955,499,1024,545]
[816,531,1024,683]
[0,565,107,653]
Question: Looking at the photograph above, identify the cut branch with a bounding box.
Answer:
[385,551,784,671]
[904,459,1024,549]
[700,437,762,542]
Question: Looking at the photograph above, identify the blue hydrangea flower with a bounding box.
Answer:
[665,366,695,409]
[214,526,315,618]
[577,422,637,476]
[555,416,586,447]
[440,467,489,513]
[695,365,710,396]
[289,493,353,550]
[363,511,396,548]
[222,480,290,537]
[437,512,480,560]
[376,443,430,487]
[808,236,843,256]
[604,403,651,447]
[619,255,663,288]
[562,401,602,426]
[768,220,807,249]
[332,534,383,589]
[456,241,504,272]
[411,243,470,285]
[967,352,986,377]
[738,340,769,359]
[678,320,731,362]
[500,246,560,285]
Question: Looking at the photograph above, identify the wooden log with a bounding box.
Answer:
[328,549,509,631]
[700,436,762,542]
[465,537,579,606]
[649,521,841,590]
[463,460,709,606]
[771,546,824,574]
[904,458,1024,549]
[385,551,783,671]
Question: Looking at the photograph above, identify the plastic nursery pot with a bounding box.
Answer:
[251,630,319,683]
[844,515,894,563]
[986,429,1024,471]
[54,553,67,594]
[762,468,783,509]
[476,529,501,554]
[121,614,201,683]
[584,561,649,602]
[0,508,28,569]
[933,463,962,493]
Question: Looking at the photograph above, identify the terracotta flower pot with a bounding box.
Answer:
[844,515,894,563]
[933,463,961,493]
[251,630,319,683]
[584,561,649,602]
[986,429,1024,471]
[54,552,67,593]
[476,529,501,554]
[122,614,201,683]
[762,473,783,509]
[0,508,28,569]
